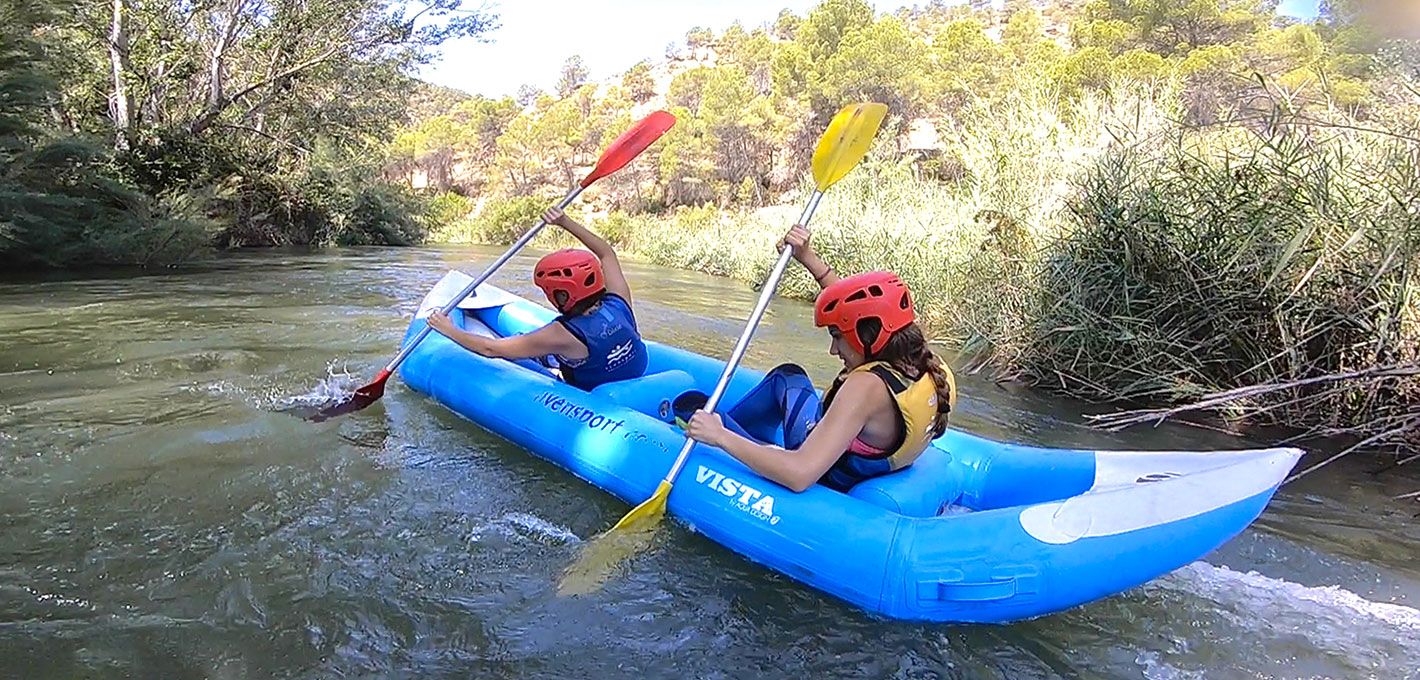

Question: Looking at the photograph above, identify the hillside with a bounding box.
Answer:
[388,0,1375,206]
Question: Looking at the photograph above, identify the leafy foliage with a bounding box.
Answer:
[0,0,214,268]
[6,0,496,267]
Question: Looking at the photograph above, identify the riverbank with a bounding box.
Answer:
[431,83,1420,469]
[0,0,492,270]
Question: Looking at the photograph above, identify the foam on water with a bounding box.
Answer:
[1140,561,1420,676]
[1134,650,1206,680]
[469,512,581,546]
[189,359,364,416]
[1164,561,1420,633]
[273,360,361,409]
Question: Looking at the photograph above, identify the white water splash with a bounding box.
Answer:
[21,585,93,611]
[469,512,581,546]
[273,360,361,409]
[1163,562,1420,632]
[185,379,264,410]
[1143,561,1420,676]
[189,360,363,413]
[1134,651,1205,680]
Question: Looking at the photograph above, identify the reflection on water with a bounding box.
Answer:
[1,246,1417,679]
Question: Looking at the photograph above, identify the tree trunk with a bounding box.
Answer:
[107,0,133,150]
[208,1,244,111]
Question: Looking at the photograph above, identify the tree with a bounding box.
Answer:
[720,22,749,58]
[78,0,498,145]
[928,18,1008,113]
[1002,8,1047,62]
[818,16,930,117]
[668,67,714,111]
[797,0,874,62]
[493,111,543,193]
[622,61,656,104]
[557,55,589,98]
[516,84,541,107]
[698,67,788,191]
[723,30,777,95]
[0,0,208,267]
[61,0,498,251]
[686,26,714,55]
[773,9,801,41]
[1078,0,1272,56]
[771,42,815,100]
[105,0,133,149]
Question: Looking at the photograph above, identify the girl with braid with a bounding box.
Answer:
[678,225,957,492]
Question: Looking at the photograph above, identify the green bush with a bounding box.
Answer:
[1025,117,1420,419]
[479,195,547,243]
[595,211,637,248]
[341,183,427,246]
[422,191,477,241]
[207,140,431,248]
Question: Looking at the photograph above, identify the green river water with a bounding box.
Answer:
[2,246,1418,679]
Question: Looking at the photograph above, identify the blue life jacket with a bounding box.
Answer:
[554,293,648,390]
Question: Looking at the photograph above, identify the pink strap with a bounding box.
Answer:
[846,437,887,457]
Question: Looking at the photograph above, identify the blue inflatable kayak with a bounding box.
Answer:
[398,271,1302,624]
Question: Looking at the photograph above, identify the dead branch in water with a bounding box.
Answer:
[1087,363,1420,482]
[1089,364,1420,429]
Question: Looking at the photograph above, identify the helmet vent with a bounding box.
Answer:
[583,273,596,286]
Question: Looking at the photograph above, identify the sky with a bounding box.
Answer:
[422,0,1326,98]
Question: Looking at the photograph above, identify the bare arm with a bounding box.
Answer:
[426,311,586,361]
[781,224,839,289]
[687,374,881,492]
[544,207,632,303]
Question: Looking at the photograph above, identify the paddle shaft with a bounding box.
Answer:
[377,186,585,376]
[660,190,825,484]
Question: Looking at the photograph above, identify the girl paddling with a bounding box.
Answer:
[680,225,956,492]
[427,207,648,390]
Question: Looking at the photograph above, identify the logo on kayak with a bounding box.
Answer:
[695,465,780,525]
[536,392,625,434]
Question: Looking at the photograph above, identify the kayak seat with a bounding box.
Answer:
[847,447,968,517]
[450,308,558,378]
[590,369,698,424]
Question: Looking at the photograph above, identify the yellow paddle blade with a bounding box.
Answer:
[610,480,671,530]
[557,480,671,596]
[810,102,888,192]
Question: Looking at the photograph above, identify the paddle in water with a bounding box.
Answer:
[558,102,889,595]
[305,110,676,422]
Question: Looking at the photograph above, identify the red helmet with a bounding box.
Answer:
[534,249,604,312]
[814,271,916,355]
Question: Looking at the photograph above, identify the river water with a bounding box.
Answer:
[2,246,1418,679]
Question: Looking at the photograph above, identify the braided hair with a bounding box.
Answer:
[857,320,953,437]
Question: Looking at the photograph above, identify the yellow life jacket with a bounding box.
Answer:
[821,360,956,489]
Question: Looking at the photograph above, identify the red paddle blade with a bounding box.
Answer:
[305,368,390,422]
[580,110,676,187]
